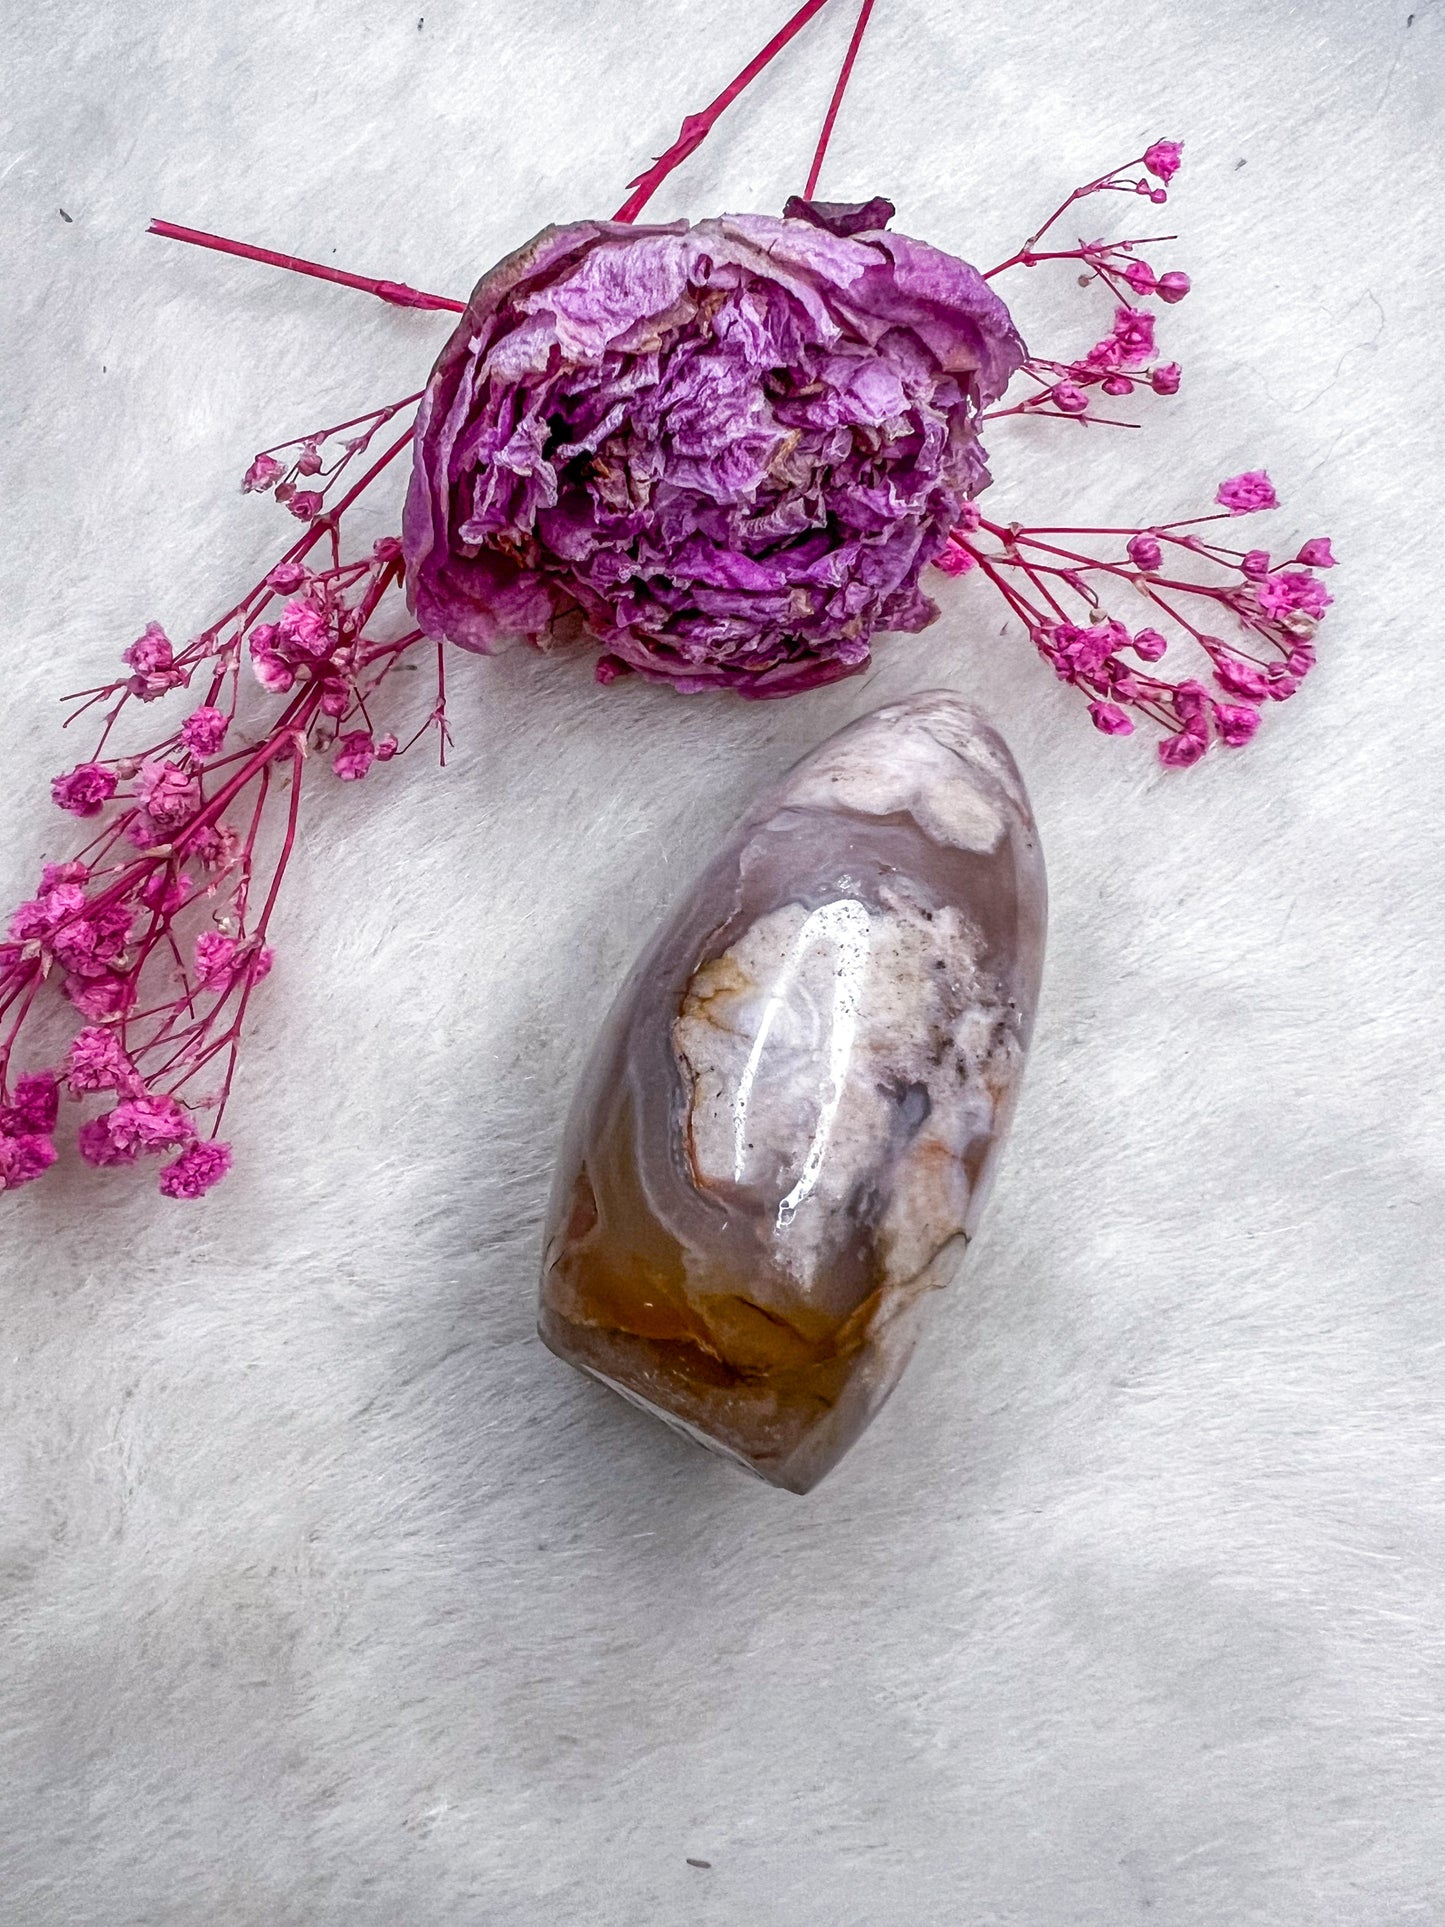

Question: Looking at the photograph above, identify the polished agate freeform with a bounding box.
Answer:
[539,692,1046,1492]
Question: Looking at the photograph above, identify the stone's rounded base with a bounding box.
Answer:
[539,691,1047,1491]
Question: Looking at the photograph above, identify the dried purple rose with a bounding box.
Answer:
[402,204,1025,697]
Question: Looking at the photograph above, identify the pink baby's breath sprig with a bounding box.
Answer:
[949,138,1335,758]
[0,411,445,1199]
[983,144,1192,431]
[937,484,1334,762]
[984,141,1186,282]
[240,391,423,521]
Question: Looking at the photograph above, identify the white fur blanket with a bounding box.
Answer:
[2,1,1441,1920]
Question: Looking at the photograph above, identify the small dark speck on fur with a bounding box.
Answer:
[686,1858,711,1869]
[58,208,72,222]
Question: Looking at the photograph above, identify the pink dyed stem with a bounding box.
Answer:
[147,220,466,314]
[613,0,836,223]
[802,0,875,198]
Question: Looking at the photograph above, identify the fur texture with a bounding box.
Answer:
[2,1,1441,1921]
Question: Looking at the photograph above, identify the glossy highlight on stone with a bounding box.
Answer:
[539,692,1046,1492]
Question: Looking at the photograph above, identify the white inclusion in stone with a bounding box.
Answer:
[764,899,872,1234]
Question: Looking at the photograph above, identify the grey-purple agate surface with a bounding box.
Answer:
[540,691,1046,1491]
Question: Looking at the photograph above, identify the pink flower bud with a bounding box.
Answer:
[266,561,308,592]
[123,621,174,674]
[1215,702,1262,747]
[1241,550,1271,577]
[1088,700,1135,736]
[1143,140,1184,183]
[1131,627,1168,661]
[372,536,404,561]
[1150,363,1182,395]
[294,444,323,476]
[158,1139,233,1199]
[1296,537,1336,568]
[1212,654,1271,701]
[375,733,399,761]
[105,1093,195,1156]
[0,1072,60,1136]
[1101,375,1134,397]
[1157,725,1208,768]
[1286,644,1317,678]
[1156,271,1191,304]
[180,706,229,756]
[1149,188,1168,204]
[241,453,284,494]
[1216,470,1278,514]
[0,1132,58,1187]
[1127,535,1163,571]
[287,491,323,522]
[50,762,118,818]
[1110,306,1156,362]
[65,1027,138,1097]
[1050,381,1090,415]
[1123,261,1156,296]
[332,732,376,782]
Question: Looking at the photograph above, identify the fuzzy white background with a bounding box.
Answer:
[2,1,1442,1921]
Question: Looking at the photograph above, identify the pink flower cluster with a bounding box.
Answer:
[983,142,1193,428]
[953,144,1336,764]
[241,393,421,523]
[2,403,442,1198]
[940,483,1334,763]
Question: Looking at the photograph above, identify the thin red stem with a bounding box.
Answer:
[147,220,466,314]
[803,0,875,198]
[613,0,836,223]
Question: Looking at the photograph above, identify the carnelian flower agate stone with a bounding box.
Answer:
[539,693,1046,1492]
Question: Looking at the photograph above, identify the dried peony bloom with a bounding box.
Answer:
[403,204,1025,697]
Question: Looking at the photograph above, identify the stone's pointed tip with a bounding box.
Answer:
[539,696,1045,1492]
